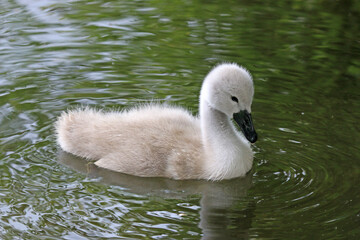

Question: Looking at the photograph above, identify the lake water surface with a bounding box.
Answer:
[1,0,360,239]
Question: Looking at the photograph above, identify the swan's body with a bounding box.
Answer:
[56,63,257,181]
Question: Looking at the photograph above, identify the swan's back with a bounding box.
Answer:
[56,105,205,179]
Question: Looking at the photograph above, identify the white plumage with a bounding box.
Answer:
[56,63,257,181]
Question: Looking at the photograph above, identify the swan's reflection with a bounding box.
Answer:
[58,150,255,239]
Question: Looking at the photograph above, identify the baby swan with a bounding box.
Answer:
[56,63,257,181]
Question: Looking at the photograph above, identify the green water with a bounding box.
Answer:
[1,0,360,239]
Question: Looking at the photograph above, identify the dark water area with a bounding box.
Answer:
[1,0,359,239]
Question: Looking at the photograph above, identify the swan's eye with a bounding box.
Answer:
[231,96,238,103]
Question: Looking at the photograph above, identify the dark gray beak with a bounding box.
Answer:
[233,110,257,143]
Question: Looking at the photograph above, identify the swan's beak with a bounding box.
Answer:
[233,110,257,143]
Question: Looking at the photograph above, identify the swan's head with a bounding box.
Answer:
[201,63,257,143]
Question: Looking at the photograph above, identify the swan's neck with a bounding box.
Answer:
[200,100,253,180]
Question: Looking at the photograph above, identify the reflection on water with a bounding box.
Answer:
[1,0,360,239]
[59,151,255,239]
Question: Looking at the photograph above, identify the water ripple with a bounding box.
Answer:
[1,0,360,239]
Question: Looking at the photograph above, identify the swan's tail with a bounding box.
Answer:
[55,108,106,160]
